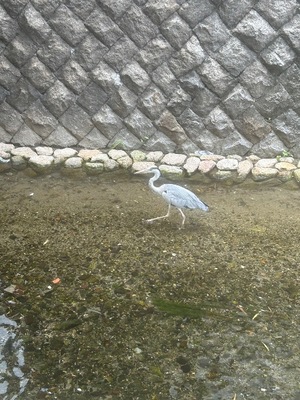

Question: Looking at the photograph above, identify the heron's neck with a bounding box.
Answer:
[148,170,161,194]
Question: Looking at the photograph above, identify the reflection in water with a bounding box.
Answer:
[0,315,28,399]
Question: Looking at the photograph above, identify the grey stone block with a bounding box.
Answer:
[281,14,300,52]
[178,0,214,28]
[79,128,110,149]
[216,37,255,77]
[37,32,71,71]
[118,4,159,47]
[0,86,8,103]
[66,0,96,19]
[136,35,174,73]
[194,12,231,53]
[77,82,108,116]
[43,81,76,118]
[205,107,236,138]
[2,0,28,18]
[24,100,58,138]
[152,63,177,96]
[124,108,157,140]
[59,104,94,140]
[43,125,77,147]
[178,71,205,96]
[255,0,298,29]
[223,84,254,119]
[218,0,256,29]
[0,102,23,133]
[191,88,220,117]
[221,132,252,156]
[239,60,275,99]
[108,128,142,151]
[104,37,138,72]
[233,105,272,142]
[272,109,300,147]
[92,105,124,139]
[31,0,61,18]
[0,6,19,43]
[97,0,132,19]
[85,9,123,47]
[19,4,51,44]
[155,110,187,144]
[60,60,90,94]
[168,36,205,77]
[13,124,42,146]
[91,61,121,95]
[251,132,286,157]
[143,131,176,152]
[74,36,107,72]
[6,78,40,113]
[256,83,292,118]
[198,57,235,97]
[121,61,151,95]
[22,56,55,93]
[49,5,88,46]
[261,37,296,73]
[0,126,13,142]
[167,87,191,116]
[143,0,179,25]
[4,34,36,67]
[108,85,138,118]
[160,13,191,50]
[0,56,21,90]
[279,63,300,107]
[138,84,167,120]
[233,10,277,51]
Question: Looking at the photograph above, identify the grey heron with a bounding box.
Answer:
[135,166,209,227]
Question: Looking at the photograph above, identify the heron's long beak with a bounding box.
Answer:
[134,167,152,174]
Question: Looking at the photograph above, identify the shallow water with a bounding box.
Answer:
[0,172,299,399]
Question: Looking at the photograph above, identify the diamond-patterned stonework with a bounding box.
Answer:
[0,0,299,157]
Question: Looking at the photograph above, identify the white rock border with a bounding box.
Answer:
[0,143,300,186]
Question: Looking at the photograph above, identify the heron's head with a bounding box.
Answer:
[134,166,159,175]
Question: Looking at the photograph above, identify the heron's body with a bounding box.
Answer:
[135,166,209,227]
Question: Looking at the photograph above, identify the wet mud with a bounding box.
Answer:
[0,172,299,399]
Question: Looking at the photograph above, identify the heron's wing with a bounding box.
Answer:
[161,184,209,211]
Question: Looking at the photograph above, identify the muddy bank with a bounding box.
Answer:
[0,172,299,399]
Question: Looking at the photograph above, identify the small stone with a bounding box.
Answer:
[199,154,225,161]
[64,157,83,168]
[217,158,239,170]
[54,148,78,159]
[227,154,243,161]
[78,149,102,161]
[108,149,127,160]
[29,155,54,173]
[0,151,10,159]
[11,155,27,170]
[104,159,119,171]
[159,165,183,178]
[146,151,164,162]
[183,156,200,176]
[11,147,37,159]
[198,160,216,174]
[277,156,294,164]
[35,146,53,156]
[278,170,293,182]
[0,143,15,152]
[247,155,260,162]
[237,159,253,178]
[275,162,296,171]
[161,153,187,166]
[84,162,104,175]
[293,169,300,182]
[212,170,236,181]
[255,158,277,168]
[252,167,278,181]
[130,150,146,161]
[91,153,109,162]
[132,161,155,172]
[117,155,133,169]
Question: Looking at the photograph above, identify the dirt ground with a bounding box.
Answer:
[0,171,299,400]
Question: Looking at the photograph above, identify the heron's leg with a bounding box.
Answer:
[146,204,171,223]
[177,208,186,227]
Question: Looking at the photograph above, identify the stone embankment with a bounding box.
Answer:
[1,142,300,187]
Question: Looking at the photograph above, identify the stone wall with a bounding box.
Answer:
[0,0,299,157]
